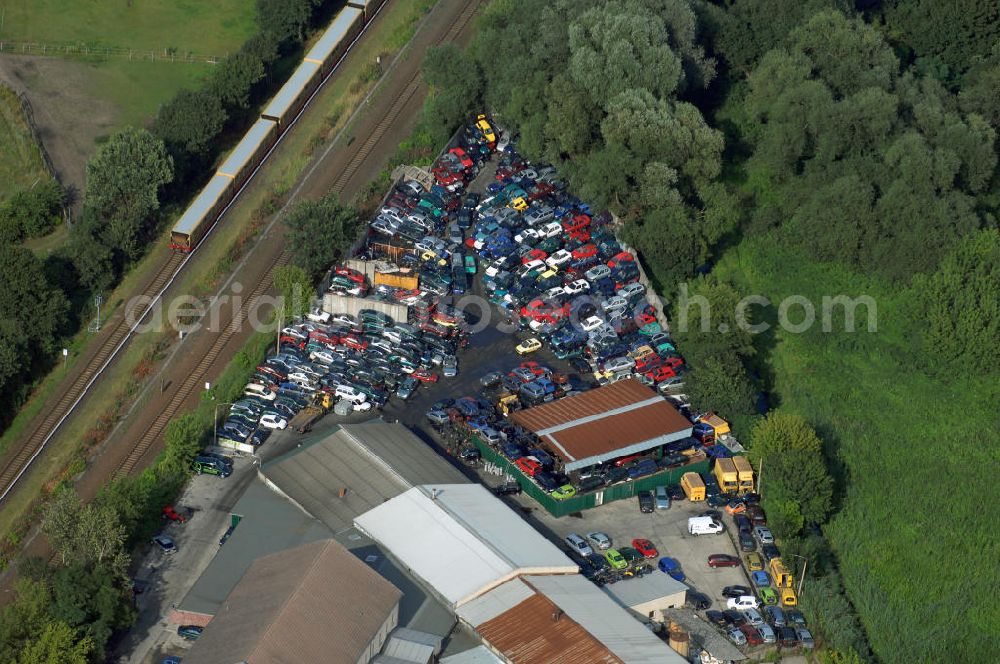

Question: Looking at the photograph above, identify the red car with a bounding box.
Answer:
[561,214,591,233]
[522,249,548,264]
[278,336,305,349]
[644,365,677,382]
[309,331,339,346]
[412,369,439,383]
[568,228,591,243]
[631,538,658,558]
[662,356,684,369]
[607,251,635,268]
[163,505,187,523]
[516,457,542,477]
[519,361,548,377]
[708,554,742,568]
[448,147,474,169]
[340,335,368,351]
[613,453,641,468]
[572,243,598,260]
[636,311,657,326]
[740,624,763,645]
[334,266,365,285]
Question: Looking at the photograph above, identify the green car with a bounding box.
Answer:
[465,255,477,274]
[759,587,779,605]
[551,484,577,500]
[605,548,628,570]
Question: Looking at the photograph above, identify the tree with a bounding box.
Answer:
[747,412,834,536]
[671,278,756,364]
[84,127,173,259]
[0,180,64,240]
[913,229,1000,375]
[41,490,129,575]
[421,44,484,146]
[0,245,69,360]
[162,413,206,476]
[273,265,314,320]
[256,0,320,44]
[65,216,116,295]
[210,47,268,110]
[17,621,93,664]
[50,563,135,651]
[684,352,757,422]
[284,194,359,280]
[0,580,55,663]
[154,89,228,163]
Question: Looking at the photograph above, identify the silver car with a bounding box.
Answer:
[586,532,612,550]
[442,356,458,378]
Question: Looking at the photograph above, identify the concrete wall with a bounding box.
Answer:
[322,293,409,324]
[628,592,688,623]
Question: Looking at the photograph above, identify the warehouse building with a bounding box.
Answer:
[601,573,690,622]
[509,379,693,473]
[183,539,402,664]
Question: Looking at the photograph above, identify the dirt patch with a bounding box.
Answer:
[0,55,120,210]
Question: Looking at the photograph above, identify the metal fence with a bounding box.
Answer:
[0,40,221,64]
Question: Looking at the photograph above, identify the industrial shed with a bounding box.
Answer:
[183,539,402,664]
[457,576,687,664]
[354,484,578,608]
[262,421,468,531]
[601,573,689,622]
[509,379,693,472]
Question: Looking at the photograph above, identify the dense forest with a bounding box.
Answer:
[422,0,1000,661]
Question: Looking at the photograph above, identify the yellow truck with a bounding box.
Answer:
[733,455,755,494]
[373,269,419,290]
[681,472,705,501]
[497,392,519,417]
[770,558,794,588]
[713,457,739,494]
[288,392,334,433]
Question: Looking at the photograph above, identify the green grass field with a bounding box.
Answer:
[0,85,51,202]
[0,0,257,55]
[714,234,1000,663]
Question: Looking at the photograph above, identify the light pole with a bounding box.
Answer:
[787,553,809,598]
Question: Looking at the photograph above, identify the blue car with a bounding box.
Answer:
[628,459,658,479]
[752,570,771,587]
[658,557,685,581]
[526,448,554,468]
[501,442,525,460]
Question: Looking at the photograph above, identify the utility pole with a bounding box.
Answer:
[788,553,808,597]
[756,457,763,496]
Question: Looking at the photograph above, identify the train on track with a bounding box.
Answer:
[169,0,387,253]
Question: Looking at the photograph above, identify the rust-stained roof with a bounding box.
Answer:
[476,591,622,664]
[183,539,401,664]
[510,379,656,431]
[509,379,692,469]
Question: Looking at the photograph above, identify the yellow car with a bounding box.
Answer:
[510,196,528,211]
[515,338,542,355]
[780,587,798,606]
[476,114,496,142]
[420,251,446,267]
[745,552,764,571]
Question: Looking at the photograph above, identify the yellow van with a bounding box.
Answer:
[770,558,793,588]
[780,587,798,606]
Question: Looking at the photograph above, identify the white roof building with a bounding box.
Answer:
[354,485,577,608]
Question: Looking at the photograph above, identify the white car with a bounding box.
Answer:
[310,350,336,365]
[520,259,545,274]
[741,607,765,626]
[331,314,357,327]
[602,356,636,373]
[514,228,540,244]
[564,533,593,557]
[726,596,760,611]
[370,219,395,236]
[580,315,605,332]
[353,401,373,412]
[244,383,276,400]
[546,286,567,300]
[563,279,590,295]
[335,385,367,404]
[259,413,288,430]
[280,326,308,340]
[585,264,611,281]
[545,250,572,268]
[586,532,612,550]
[540,221,563,238]
[305,307,331,324]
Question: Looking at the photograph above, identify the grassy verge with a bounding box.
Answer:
[0,84,51,202]
[713,234,999,661]
[0,0,439,562]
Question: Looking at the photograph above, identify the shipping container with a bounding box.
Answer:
[373,270,419,290]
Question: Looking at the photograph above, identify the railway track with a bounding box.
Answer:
[0,251,188,503]
[328,0,481,194]
[113,252,291,478]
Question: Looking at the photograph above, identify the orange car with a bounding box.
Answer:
[725,499,747,515]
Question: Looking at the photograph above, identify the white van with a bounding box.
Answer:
[335,385,367,405]
[688,516,724,535]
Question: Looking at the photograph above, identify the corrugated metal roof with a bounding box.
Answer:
[184,539,402,664]
[304,7,362,64]
[601,573,688,608]
[456,578,536,627]
[440,646,504,664]
[262,60,320,121]
[476,591,622,664]
[262,421,469,532]
[661,608,748,661]
[177,481,333,616]
[380,628,441,663]
[172,174,230,235]
[217,118,275,178]
[354,485,577,607]
[510,380,693,471]
[525,575,687,664]
[511,379,656,431]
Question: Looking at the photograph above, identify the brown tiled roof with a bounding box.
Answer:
[510,379,655,431]
[183,539,402,664]
[476,591,622,664]
[509,379,691,464]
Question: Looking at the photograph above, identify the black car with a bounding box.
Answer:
[722,585,752,598]
[686,591,711,610]
[577,475,606,493]
[479,371,502,388]
[219,525,236,546]
[667,484,685,501]
[739,531,756,552]
[761,543,781,561]
[603,466,628,484]
[785,609,807,627]
[459,447,481,463]
[494,482,522,496]
[706,610,728,627]
[638,491,654,513]
[778,626,799,647]
[734,514,752,533]
[723,610,746,627]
